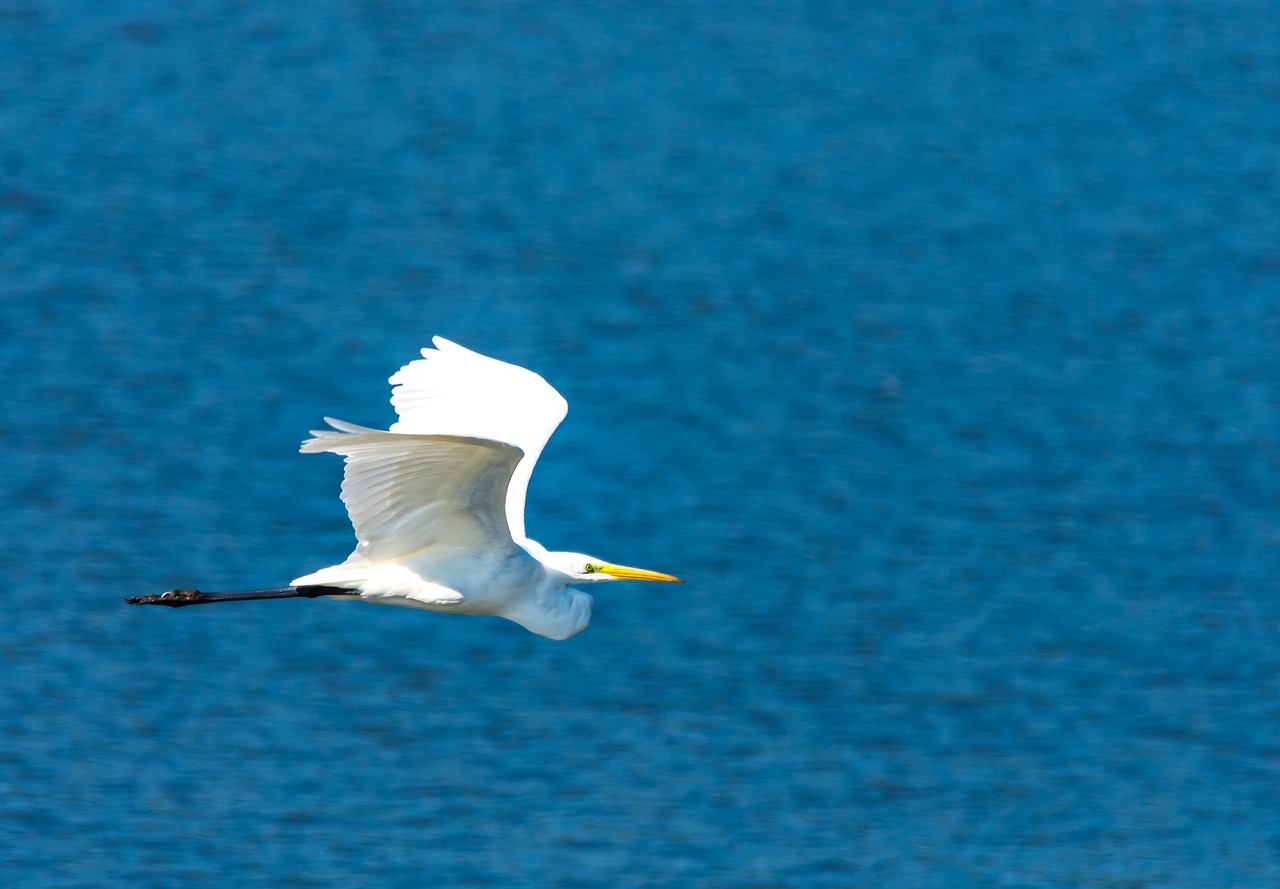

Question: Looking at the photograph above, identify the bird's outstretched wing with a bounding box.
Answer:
[385,337,568,543]
[301,419,524,561]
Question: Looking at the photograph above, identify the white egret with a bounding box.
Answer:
[127,337,681,639]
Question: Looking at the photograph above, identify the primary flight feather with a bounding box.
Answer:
[129,337,681,639]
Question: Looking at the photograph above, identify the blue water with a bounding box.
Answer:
[4,2,1280,885]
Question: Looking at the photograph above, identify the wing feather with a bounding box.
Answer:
[300,420,524,561]
[386,337,567,542]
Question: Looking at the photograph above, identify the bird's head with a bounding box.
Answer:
[546,551,683,585]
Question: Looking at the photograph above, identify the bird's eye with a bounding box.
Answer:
[584,563,600,574]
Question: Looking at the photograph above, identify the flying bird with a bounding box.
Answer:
[127,337,681,639]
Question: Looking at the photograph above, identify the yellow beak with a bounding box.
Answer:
[598,563,684,583]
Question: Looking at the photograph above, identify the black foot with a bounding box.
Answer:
[124,589,206,607]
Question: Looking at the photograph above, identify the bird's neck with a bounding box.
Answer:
[502,570,593,641]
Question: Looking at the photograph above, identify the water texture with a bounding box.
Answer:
[3,2,1280,886]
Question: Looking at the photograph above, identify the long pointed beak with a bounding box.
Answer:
[598,563,683,582]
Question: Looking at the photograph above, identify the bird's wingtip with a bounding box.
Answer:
[299,417,376,451]
[411,336,454,363]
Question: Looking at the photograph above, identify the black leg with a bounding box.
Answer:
[124,586,351,607]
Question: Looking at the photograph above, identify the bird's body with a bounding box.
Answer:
[130,337,679,639]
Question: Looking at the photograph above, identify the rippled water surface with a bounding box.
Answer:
[4,3,1280,886]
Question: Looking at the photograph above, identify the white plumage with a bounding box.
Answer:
[386,337,568,543]
[288,337,680,639]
